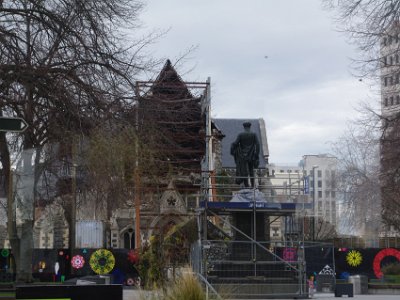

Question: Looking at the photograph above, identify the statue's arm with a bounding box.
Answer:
[230,134,241,155]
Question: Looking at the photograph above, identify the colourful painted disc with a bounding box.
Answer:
[71,255,85,269]
[89,249,115,275]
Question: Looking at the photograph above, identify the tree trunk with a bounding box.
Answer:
[1,130,20,277]
[15,149,35,282]
[7,170,20,278]
[18,220,33,282]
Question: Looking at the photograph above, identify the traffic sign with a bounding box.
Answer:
[0,117,28,132]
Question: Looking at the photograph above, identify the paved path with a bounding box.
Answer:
[124,289,157,300]
[234,294,400,300]
[309,293,400,299]
[123,290,400,300]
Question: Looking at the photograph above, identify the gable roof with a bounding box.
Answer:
[213,118,269,169]
[150,60,193,99]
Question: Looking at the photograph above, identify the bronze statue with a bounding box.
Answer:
[230,122,260,187]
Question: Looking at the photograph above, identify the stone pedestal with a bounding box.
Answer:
[230,189,270,242]
[232,212,269,241]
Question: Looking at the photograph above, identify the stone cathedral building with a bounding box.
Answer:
[0,60,270,251]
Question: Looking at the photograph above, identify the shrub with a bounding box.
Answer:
[137,236,165,289]
[382,262,400,275]
[165,271,206,300]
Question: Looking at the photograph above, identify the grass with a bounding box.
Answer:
[138,269,223,300]
[164,271,207,300]
[0,292,15,297]
[382,263,400,276]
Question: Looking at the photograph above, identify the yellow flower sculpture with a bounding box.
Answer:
[89,249,115,274]
[346,250,362,267]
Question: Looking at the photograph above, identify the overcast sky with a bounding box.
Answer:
[138,0,376,165]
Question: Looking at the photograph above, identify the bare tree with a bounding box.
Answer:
[324,0,400,78]
[0,0,156,282]
[315,217,337,241]
[80,122,163,220]
[326,0,400,233]
[331,122,381,236]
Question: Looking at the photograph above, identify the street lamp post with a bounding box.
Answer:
[312,165,318,241]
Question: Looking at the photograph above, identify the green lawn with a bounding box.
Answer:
[0,292,15,296]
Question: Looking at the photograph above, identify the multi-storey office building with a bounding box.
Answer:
[302,154,338,228]
[380,26,400,233]
[381,27,400,116]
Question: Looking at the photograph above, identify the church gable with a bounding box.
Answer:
[150,59,193,99]
[159,182,186,214]
[136,60,206,176]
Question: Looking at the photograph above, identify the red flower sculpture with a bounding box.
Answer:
[127,249,139,264]
[373,248,400,278]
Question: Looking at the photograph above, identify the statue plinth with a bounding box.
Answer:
[229,189,270,242]
[230,189,267,203]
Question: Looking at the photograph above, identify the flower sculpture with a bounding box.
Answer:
[71,255,85,269]
[346,250,363,267]
[127,249,139,264]
[373,248,400,279]
[89,249,115,275]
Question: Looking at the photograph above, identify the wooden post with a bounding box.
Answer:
[134,82,141,250]
[70,138,77,269]
[134,170,141,249]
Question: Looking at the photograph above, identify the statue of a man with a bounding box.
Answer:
[230,122,260,187]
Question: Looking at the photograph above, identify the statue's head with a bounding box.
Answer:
[243,122,252,129]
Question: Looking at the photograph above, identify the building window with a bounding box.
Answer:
[389,35,393,44]
[396,73,399,84]
[384,77,388,86]
[391,96,394,105]
[397,95,400,105]
[331,191,336,198]
[390,56,394,65]
[317,170,322,177]
[385,98,388,106]
[123,229,135,249]
[318,191,322,198]
[396,54,399,64]
[318,180,322,188]
[390,76,394,85]
[325,191,330,198]
[384,37,387,46]
[272,227,279,237]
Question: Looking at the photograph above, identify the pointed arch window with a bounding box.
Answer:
[123,228,135,249]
